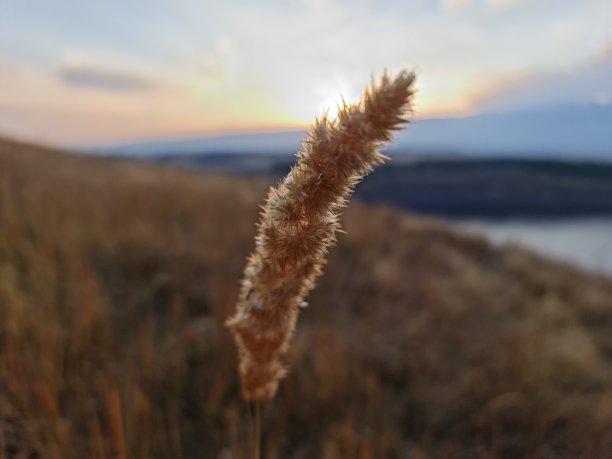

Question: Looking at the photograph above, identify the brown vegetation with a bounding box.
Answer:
[1,136,612,458]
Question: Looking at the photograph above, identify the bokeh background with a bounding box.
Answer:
[1,1,612,458]
[1,0,611,145]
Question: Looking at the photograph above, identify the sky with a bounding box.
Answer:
[0,0,610,146]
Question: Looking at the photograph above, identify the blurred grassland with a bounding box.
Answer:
[1,137,612,458]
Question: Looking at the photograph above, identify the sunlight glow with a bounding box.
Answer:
[312,80,353,122]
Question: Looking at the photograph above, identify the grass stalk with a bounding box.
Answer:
[227,70,417,402]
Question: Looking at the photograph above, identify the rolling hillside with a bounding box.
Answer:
[1,137,612,458]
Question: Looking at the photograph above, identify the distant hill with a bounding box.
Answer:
[2,136,612,458]
[356,159,612,217]
[92,130,306,157]
[131,152,612,218]
[394,104,612,158]
[91,103,612,160]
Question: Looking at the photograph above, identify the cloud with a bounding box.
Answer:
[442,0,474,14]
[442,0,530,14]
[474,43,612,111]
[484,0,528,12]
[290,0,337,12]
[58,62,157,92]
[0,63,17,79]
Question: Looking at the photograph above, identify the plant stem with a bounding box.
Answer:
[254,401,261,459]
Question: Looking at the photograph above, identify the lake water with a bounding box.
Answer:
[452,217,612,277]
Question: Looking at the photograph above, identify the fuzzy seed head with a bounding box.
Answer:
[227,70,416,401]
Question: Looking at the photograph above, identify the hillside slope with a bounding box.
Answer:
[1,137,612,458]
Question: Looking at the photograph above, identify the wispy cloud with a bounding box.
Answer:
[0,63,17,79]
[484,0,529,12]
[442,0,474,14]
[443,0,532,14]
[474,43,612,111]
[58,62,158,92]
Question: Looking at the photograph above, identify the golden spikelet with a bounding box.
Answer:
[227,70,417,401]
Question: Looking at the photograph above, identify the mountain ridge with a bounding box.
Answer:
[89,103,612,160]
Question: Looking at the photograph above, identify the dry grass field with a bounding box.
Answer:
[1,137,612,458]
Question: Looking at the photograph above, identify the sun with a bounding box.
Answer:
[312,78,356,122]
[279,75,365,126]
